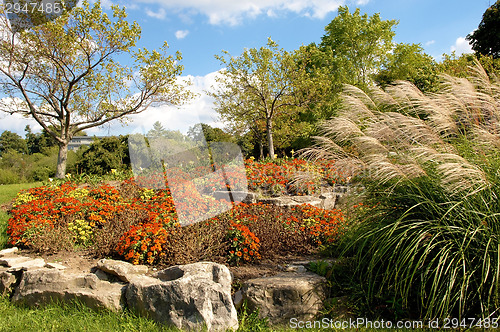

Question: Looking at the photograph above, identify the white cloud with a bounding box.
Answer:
[425,40,435,46]
[450,36,473,55]
[0,112,42,136]
[104,71,223,135]
[145,8,167,19]
[175,30,189,39]
[133,0,363,25]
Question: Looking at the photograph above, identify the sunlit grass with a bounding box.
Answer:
[0,182,42,205]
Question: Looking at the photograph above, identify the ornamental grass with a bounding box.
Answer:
[305,61,500,319]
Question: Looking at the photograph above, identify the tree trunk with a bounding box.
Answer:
[55,142,69,178]
[266,119,275,159]
[258,141,264,160]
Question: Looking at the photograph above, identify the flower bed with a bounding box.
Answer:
[6,159,346,266]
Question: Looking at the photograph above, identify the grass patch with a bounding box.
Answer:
[0,296,180,332]
[0,182,42,205]
[0,211,9,250]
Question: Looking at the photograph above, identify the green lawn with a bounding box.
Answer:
[0,182,42,205]
[0,297,181,332]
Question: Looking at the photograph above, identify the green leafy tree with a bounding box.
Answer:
[0,130,27,156]
[0,0,191,178]
[187,123,234,144]
[319,6,397,88]
[74,136,129,175]
[466,0,500,58]
[210,38,326,159]
[374,43,439,92]
[439,52,500,78]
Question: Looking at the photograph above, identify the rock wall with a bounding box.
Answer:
[0,247,238,331]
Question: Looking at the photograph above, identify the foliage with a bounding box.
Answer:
[73,136,130,176]
[0,168,20,185]
[466,0,500,58]
[0,148,76,184]
[237,301,270,331]
[374,43,439,92]
[0,130,27,156]
[439,52,500,78]
[187,123,234,144]
[307,62,500,319]
[24,125,58,155]
[319,6,397,88]
[210,38,328,159]
[0,0,191,178]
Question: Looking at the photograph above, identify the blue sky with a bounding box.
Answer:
[0,0,493,137]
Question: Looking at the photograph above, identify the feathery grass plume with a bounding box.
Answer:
[307,61,500,319]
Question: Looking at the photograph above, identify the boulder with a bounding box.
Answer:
[126,262,238,331]
[319,192,337,210]
[12,268,126,312]
[0,256,46,271]
[96,259,148,282]
[241,272,327,325]
[0,247,18,257]
[0,256,32,267]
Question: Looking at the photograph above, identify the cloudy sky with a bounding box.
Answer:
[0,0,492,137]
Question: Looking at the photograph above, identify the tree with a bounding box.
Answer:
[439,52,500,78]
[187,123,234,144]
[210,38,326,159]
[0,130,27,156]
[147,121,169,139]
[319,6,397,88]
[466,0,500,59]
[374,43,439,92]
[0,1,191,178]
[74,135,129,175]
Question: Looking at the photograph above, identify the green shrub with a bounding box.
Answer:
[308,62,500,319]
[0,168,20,184]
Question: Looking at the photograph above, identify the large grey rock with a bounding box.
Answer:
[12,269,126,311]
[0,256,32,267]
[96,259,148,282]
[241,272,327,325]
[126,262,238,331]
